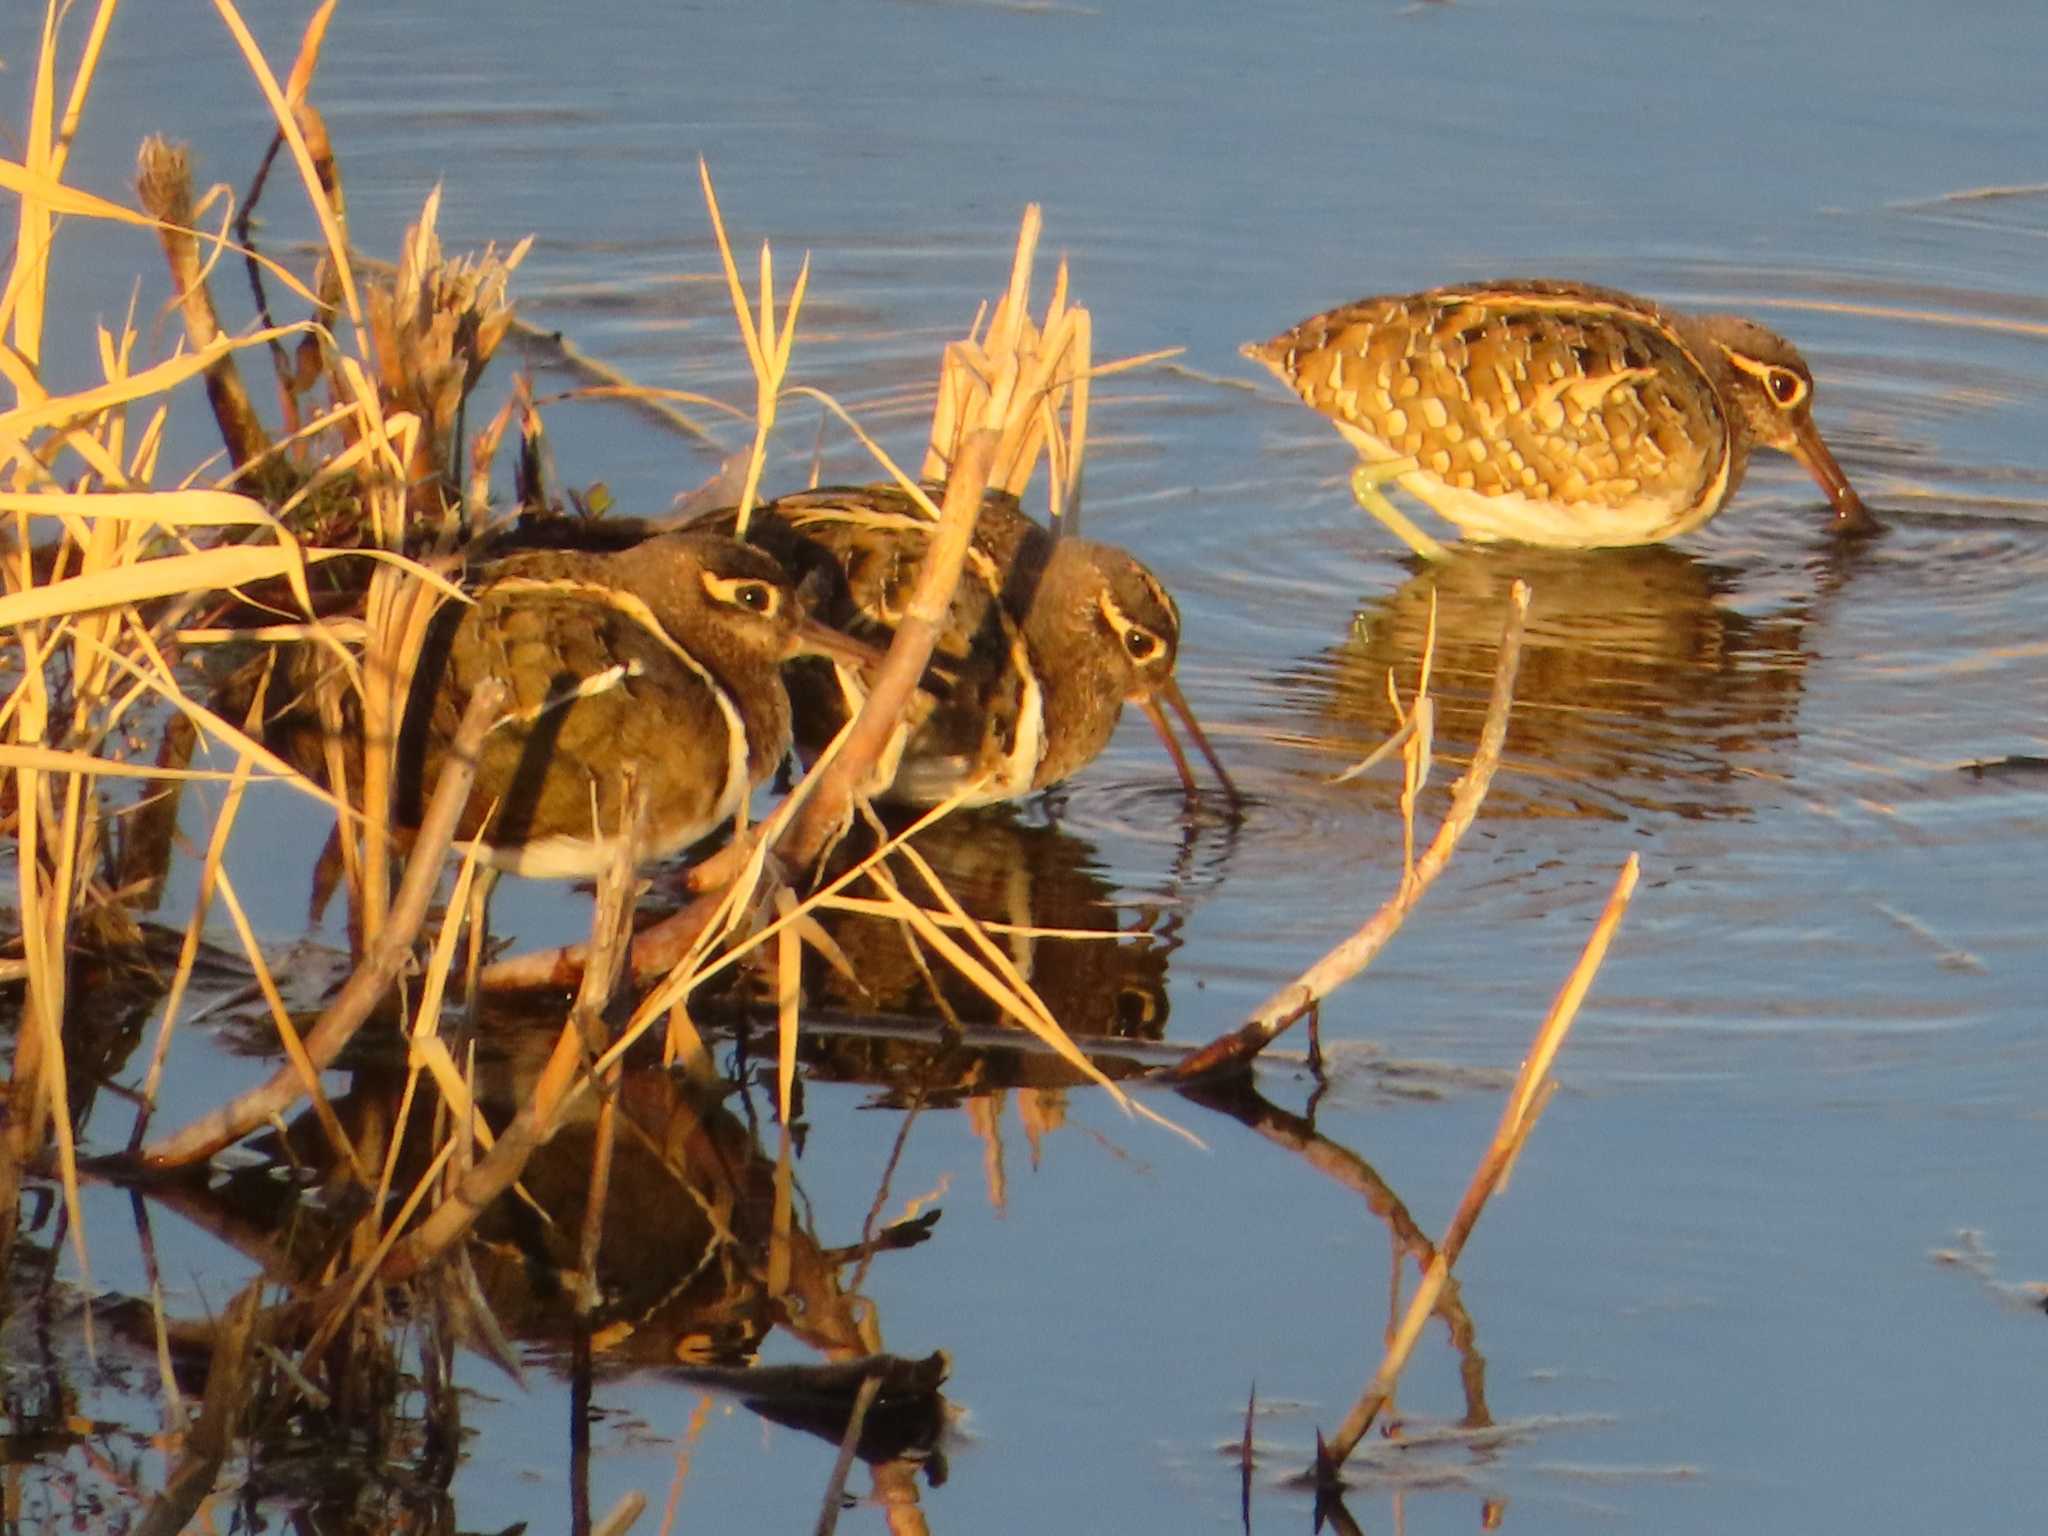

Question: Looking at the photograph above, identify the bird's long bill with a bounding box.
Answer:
[1789,420,1879,537]
[790,617,888,672]
[1139,677,1243,809]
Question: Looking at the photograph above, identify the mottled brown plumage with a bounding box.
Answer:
[693,484,1237,808]
[1247,280,1873,554]
[254,532,872,882]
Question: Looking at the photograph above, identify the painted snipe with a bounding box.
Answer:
[256,531,877,886]
[393,531,878,876]
[1245,280,1875,558]
[694,483,1240,810]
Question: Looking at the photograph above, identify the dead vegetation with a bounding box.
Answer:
[0,0,1639,1525]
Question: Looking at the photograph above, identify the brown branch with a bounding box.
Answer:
[1162,580,1530,1082]
[135,137,272,470]
[133,678,506,1171]
[782,430,998,866]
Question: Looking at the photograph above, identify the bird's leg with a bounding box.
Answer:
[1349,459,1450,562]
[462,865,500,1021]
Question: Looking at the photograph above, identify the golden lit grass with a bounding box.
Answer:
[5,0,1175,1372]
[1315,852,1640,1481]
[0,13,1662,1536]
[3,21,1629,1518]
[1,0,524,1314]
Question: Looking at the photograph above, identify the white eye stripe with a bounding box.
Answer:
[700,571,783,615]
[1721,349,1809,408]
[1097,592,1167,663]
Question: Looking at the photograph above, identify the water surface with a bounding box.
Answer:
[11,0,2048,1531]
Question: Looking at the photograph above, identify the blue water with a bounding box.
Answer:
[13,0,2048,1530]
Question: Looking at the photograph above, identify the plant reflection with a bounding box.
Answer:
[109,1042,949,1534]
[8,787,1588,1532]
[1291,543,1818,820]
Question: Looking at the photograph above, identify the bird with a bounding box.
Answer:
[250,531,879,895]
[391,530,878,876]
[690,483,1240,810]
[1244,279,1876,558]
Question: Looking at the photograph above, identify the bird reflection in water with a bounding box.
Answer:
[1296,543,1817,821]
[790,810,1170,1067]
[126,1044,953,1524]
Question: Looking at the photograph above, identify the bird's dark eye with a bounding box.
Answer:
[1767,368,1806,407]
[702,571,783,616]
[1124,628,1160,662]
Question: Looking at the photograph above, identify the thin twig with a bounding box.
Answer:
[1316,852,1639,1477]
[1163,581,1530,1081]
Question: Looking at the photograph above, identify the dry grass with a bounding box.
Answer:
[0,1,1638,1525]
[4,0,1171,1339]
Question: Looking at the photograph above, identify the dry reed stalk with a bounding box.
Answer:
[781,431,999,862]
[592,1495,651,1536]
[568,790,643,1315]
[699,158,809,538]
[370,840,495,1224]
[342,558,451,942]
[1315,853,1640,1477]
[355,812,642,1289]
[134,678,505,1171]
[208,862,367,1182]
[134,138,273,471]
[1163,581,1531,1082]
[0,7,545,1364]
[469,435,993,994]
[209,0,366,352]
[362,186,528,527]
[922,207,1086,518]
[478,211,1169,1142]
[813,1371,885,1536]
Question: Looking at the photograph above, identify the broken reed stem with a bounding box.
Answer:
[135,138,272,469]
[782,428,1000,867]
[133,678,506,1171]
[1317,852,1640,1476]
[1164,581,1531,1081]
